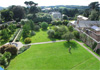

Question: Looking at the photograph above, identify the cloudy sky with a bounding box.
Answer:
[0,0,100,7]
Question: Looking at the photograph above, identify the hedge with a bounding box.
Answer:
[16,29,23,42]
[9,29,20,42]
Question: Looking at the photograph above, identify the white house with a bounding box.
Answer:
[50,12,62,21]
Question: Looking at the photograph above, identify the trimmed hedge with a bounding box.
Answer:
[16,29,23,42]
[9,29,20,42]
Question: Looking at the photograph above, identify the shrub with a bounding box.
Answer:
[3,52,11,60]
[68,26,73,32]
[41,22,48,30]
[24,37,31,44]
[34,25,40,31]
[47,30,55,38]
[62,32,74,42]
[18,46,30,54]
[0,56,8,66]
[73,30,80,39]
[30,31,36,36]
[0,45,18,55]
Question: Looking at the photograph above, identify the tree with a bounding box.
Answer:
[0,45,18,55]
[73,30,80,39]
[29,1,34,6]
[89,2,99,11]
[12,6,25,22]
[34,25,40,31]
[62,32,74,42]
[47,30,55,38]
[41,22,48,30]
[24,37,31,44]
[68,26,73,32]
[89,10,99,20]
[3,52,11,60]
[22,24,30,38]
[24,1,29,6]
[1,29,9,40]
[1,10,14,21]
[29,20,35,30]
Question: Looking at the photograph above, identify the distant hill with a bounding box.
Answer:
[0,6,3,10]
[40,5,89,10]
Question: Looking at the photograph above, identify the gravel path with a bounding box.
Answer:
[13,29,22,42]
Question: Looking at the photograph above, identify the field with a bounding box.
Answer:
[20,29,59,44]
[8,41,99,70]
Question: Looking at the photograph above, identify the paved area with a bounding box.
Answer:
[23,40,66,46]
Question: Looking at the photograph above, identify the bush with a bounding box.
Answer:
[18,46,30,54]
[0,56,8,66]
[3,52,11,60]
[34,25,40,31]
[47,30,55,38]
[0,45,18,55]
[41,22,48,30]
[73,30,80,39]
[24,37,31,44]
[16,29,23,42]
[30,31,36,36]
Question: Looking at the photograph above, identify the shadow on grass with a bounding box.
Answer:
[63,41,78,49]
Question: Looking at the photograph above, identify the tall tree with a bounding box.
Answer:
[12,6,25,22]
[1,10,14,21]
[89,2,99,11]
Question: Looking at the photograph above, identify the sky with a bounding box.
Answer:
[0,0,100,7]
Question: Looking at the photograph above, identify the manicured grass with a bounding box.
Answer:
[83,44,100,57]
[8,41,99,70]
[20,29,59,44]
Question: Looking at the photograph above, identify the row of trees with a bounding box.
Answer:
[47,25,79,42]
[0,1,40,22]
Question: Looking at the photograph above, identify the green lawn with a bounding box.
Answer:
[8,41,99,70]
[20,29,59,44]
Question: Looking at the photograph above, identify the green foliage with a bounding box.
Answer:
[1,29,9,40]
[3,52,11,60]
[73,30,80,39]
[53,26,68,38]
[30,31,36,36]
[47,29,55,38]
[89,10,99,20]
[0,55,8,67]
[29,20,35,30]
[62,32,74,42]
[33,13,52,23]
[68,26,73,32]
[22,24,30,38]
[0,45,18,55]
[34,25,40,31]
[1,9,14,21]
[12,6,25,22]
[24,37,31,44]
[18,46,30,54]
[41,22,48,30]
